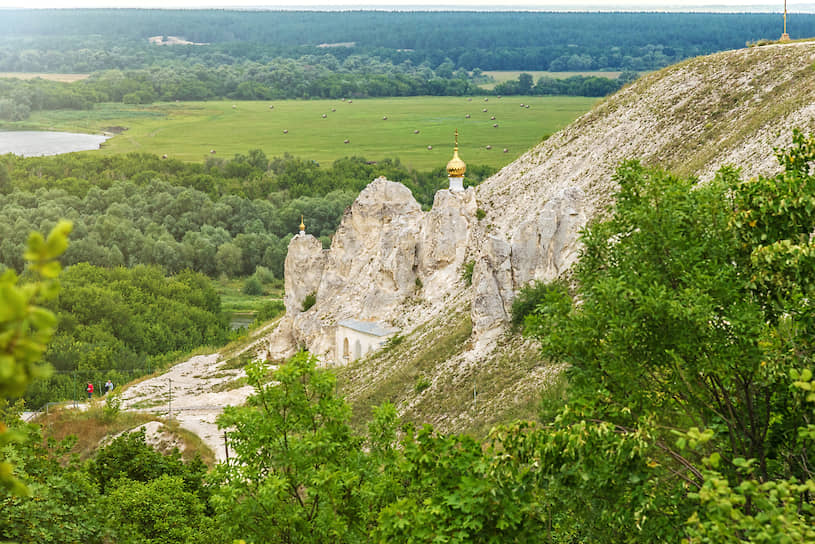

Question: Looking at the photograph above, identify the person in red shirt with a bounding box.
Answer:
[86,382,93,400]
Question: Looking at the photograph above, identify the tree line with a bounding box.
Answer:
[0,56,482,122]
[2,10,813,72]
[0,151,494,281]
[493,71,641,97]
[0,58,634,122]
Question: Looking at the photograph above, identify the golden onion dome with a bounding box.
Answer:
[299,215,305,232]
[446,148,466,178]
[446,130,466,178]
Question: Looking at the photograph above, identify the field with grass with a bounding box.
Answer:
[478,70,624,90]
[14,96,598,170]
[0,72,89,82]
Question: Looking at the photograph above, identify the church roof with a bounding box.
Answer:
[338,319,398,337]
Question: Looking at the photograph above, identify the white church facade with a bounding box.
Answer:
[335,319,399,363]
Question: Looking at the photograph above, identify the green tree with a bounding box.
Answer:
[215,242,243,278]
[376,422,550,543]
[87,428,208,500]
[0,162,11,194]
[525,133,815,540]
[517,72,533,94]
[104,475,215,544]
[0,220,71,495]
[0,427,105,544]
[211,353,396,543]
[242,275,263,296]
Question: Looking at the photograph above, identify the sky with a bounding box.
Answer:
[0,1,812,11]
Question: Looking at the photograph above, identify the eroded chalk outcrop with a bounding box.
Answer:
[268,171,587,358]
[470,187,586,337]
[269,178,480,360]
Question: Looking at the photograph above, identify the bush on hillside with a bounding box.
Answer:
[510,280,570,328]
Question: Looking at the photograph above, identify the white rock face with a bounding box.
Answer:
[280,178,424,358]
[510,187,586,286]
[317,177,422,314]
[268,178,484,359]
[471,236,512,336]
[283,234,326,317]
[419,189,477,274]
[417,188,478,302]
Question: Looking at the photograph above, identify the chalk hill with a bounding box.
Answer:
[264,41,815,434]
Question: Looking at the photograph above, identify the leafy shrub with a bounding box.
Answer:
[385,334,404,350]
[104,475,215,544]
[461,261,475,286]
[476,208,486,220]
[103,391,122,422]
[414,375,431,393]
[510,280,569,328]
[253,265,276,284]
[254,299,285,324]
[301,292,316,311]
[242,275,263,296]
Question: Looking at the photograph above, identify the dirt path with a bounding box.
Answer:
[118,321,279,462]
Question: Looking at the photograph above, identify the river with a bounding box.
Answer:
[0,130,111,157]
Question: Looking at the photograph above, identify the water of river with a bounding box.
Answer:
[0,130,111,157]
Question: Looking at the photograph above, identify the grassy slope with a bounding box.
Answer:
[9,96,597,170]
[38,406,217,466]
[337,303,562,438]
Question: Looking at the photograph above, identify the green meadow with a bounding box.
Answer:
[20,96,598,170]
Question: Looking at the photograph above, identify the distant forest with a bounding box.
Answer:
[1,10,811,73]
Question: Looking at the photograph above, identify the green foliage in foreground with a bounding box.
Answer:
[510,279,568,329]
[524,130,815,541]
[0,220,70,494]
[1,418,217,544]
[211,353,556,543]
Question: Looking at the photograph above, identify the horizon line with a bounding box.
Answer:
[1,5,815,11]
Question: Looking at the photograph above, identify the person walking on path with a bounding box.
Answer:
[104,380,114,395]
[86,382,93,400]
